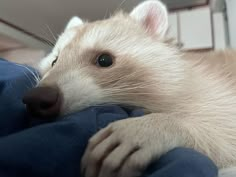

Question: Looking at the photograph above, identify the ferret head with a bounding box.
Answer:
[23,0,186,118]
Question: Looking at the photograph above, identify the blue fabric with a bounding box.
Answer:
[0,58,218,177]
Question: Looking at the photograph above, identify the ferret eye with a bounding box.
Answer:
[51,57,58,67]
[96,54,113,67]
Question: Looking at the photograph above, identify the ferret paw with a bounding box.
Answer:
[81,117,164,177]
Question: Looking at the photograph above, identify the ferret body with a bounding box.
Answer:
[33,1,236,177]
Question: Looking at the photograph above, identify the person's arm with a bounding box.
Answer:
[0,104,141,177]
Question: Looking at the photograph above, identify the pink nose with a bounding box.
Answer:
[22,87,61,119]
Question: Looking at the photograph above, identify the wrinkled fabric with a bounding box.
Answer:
[0,58,217,177]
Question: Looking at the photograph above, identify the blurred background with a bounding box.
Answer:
[0,0,234,67]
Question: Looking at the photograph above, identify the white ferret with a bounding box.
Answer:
[23,1,236,177]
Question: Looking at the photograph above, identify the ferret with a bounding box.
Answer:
[22,0,236,177]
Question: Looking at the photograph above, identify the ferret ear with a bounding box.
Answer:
[130,0,168,38]
[65,16,83,31]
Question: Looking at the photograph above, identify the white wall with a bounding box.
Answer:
[178,7,213,50]
[0,22,50,51]
[226,0,236,48]
[213,12,228,49]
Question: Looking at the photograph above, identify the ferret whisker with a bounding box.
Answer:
[46,24,58,43]
[115,0,129,12]
[103,9,110,19]
[16,64,40,87]
[39,25,56,47]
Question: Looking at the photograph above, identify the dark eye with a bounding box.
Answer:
[51,57,58,67]
[96,54,113,67]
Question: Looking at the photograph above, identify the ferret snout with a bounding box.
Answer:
[22,86,62,119]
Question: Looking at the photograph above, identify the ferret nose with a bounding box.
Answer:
[22,87,61,119]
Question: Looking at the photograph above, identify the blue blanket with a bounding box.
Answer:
[0,58,217,177]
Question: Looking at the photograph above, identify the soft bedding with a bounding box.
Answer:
[0,58,217,177]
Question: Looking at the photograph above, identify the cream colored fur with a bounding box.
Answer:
[37,1,236,177]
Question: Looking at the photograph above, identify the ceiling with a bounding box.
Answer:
[0,0,209,43]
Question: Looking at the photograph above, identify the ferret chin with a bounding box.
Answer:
[22,0,236,176]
